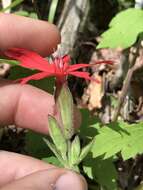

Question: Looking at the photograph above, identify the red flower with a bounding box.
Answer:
[4,48,113,84]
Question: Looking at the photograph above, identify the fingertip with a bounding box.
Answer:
[0,13,61,56]
[55,171,88,190]
[37,22,61,56]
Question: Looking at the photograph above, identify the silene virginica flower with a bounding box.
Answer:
[4,48,113,85]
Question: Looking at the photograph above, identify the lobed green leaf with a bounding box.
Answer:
[83,155,118,190]
[97,8,143,49]
[92,121,143,160]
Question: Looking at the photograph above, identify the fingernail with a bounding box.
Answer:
[55,171,87,190]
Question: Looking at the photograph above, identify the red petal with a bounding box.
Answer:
[19,72,54,84]
[62,55,70,71]
[4,48,54,72]
[69,71,100,83]
[68,60,113,72]
[62,55,71,63]
[91,60,113,65]
[68,64,92,72]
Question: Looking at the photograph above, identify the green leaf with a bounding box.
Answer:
[29,12,38,19]
[83,155,118,190]
[8,66,55,93]
[97,8,143,49]
[92,121,143,160]
[14,10,29,17]
[135,184,143,190]
[57,85,74,140]
[80,109,100,138]
[69,135,81,165]
[0,59,19,66]
[78,138,95,164]
[25,131,52,159]
[43,138,65,165]
[1,0,24,12]
[48,116,67,160]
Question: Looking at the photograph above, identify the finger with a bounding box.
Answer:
[0,81,55,133]
[0,81,80,134]
[0,151,87,190]
[1,170,87,190]
[0,151,54,186]
[0,13,60,56]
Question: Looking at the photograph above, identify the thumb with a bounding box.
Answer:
[0,169,87,190]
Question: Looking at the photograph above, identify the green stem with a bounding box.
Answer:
[1,0,24,12]
[48,0,59,23]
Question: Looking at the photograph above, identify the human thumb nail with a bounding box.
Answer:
[55,171,88,190]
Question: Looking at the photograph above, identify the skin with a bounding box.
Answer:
[0,14,87,190]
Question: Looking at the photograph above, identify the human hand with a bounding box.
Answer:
[0,14,87,190]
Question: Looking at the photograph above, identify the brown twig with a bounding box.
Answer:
[112,44,140,122]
